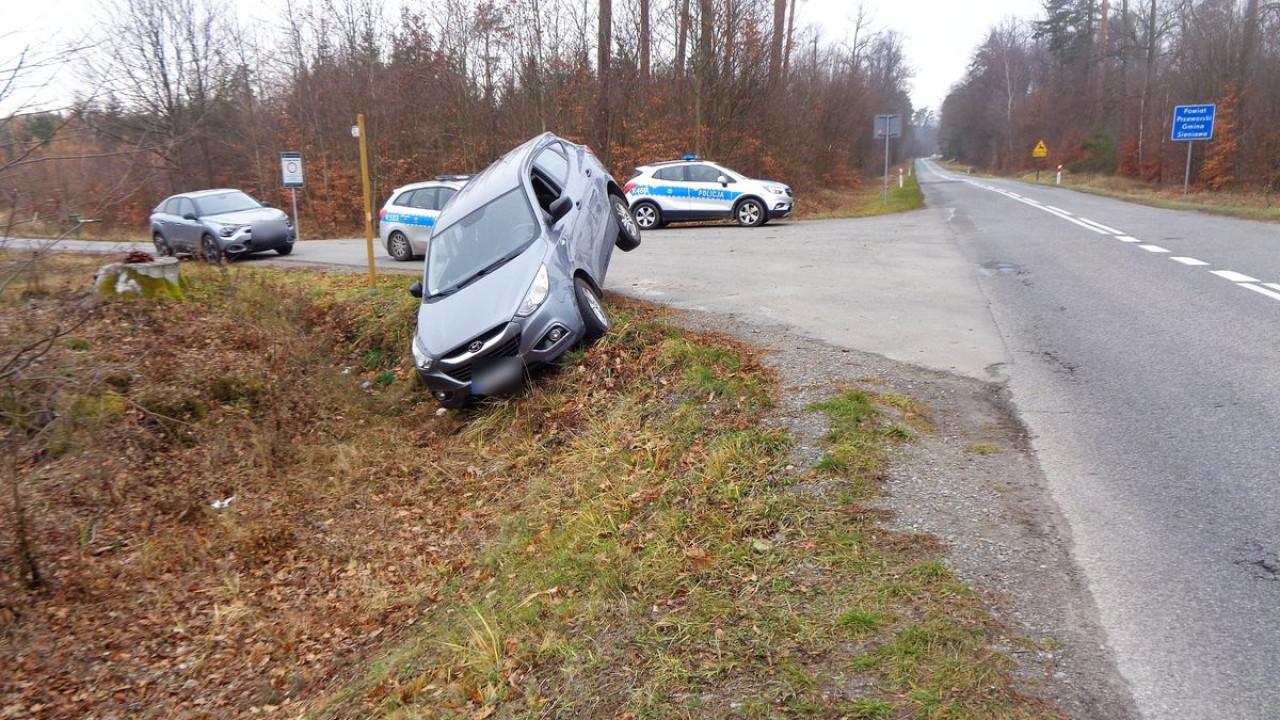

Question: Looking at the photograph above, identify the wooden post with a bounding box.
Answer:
[356,113,376,288]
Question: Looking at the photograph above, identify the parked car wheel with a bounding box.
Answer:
[201,234,223,265]
[611,195,641,251]
[631,201,663,230]
[152,233,173,257]
[387,231,414,261]
[275,244,293,256]
[574,276,610,342]
[735,198,766,227]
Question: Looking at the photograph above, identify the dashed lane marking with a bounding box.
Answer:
[1172,257,1210,266]
[1240,284,1280,302]
[1116,235,1142,243]
[1139,245,1170,253]
[1211,270,1261,283]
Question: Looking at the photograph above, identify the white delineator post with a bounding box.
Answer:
[1056,164,1063,185]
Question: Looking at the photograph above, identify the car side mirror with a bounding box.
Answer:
[409,281,423,298]
[548,195,572,223]
[182,212,197,221]
[717,175,730,186]
[260,201,271,208]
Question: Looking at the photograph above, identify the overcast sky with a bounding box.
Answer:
[3,0,1044,114]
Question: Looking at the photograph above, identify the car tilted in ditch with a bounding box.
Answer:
[408,132,641,408]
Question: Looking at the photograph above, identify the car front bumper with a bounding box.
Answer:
[414,284,586,405]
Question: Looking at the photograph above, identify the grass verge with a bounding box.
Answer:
[796,165,923,221]
[1,253,1060,719]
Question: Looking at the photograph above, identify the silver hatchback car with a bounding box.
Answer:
[378,176,471,261]
[149,189,296,263]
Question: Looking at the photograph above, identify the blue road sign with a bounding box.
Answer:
[1171,104,1216,141]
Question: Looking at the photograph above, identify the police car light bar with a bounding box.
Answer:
[682,154,700,161]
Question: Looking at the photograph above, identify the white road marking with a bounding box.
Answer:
[948,171,1279,305]
[1079,218,1122,234]
[1239,284,1280,302]
[1210,270,1260,283]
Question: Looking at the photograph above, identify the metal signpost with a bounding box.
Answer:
[353,115,376,287]
[1171,104,1216,197]
[874,114,902,206]
[280,152,304,238]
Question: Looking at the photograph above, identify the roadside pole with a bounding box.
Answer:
[354,114,376,288]
[1170,103,1216,198]
[874,114,902,206]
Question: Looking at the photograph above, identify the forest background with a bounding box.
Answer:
[2,0,1278,239]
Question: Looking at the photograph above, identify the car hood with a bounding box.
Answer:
[753,178,791,189]
[203,207,286,225]
[414,242,547,356]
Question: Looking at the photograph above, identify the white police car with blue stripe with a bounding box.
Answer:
[378,176,472,261]
[623,157,793,229]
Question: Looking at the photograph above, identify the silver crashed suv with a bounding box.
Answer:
[407,132,641,408]
[149,189,296,263]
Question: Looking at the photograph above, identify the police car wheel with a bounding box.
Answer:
[387,231,414,261]
[611,195,641,251]
[574,276,610,342]
[632,201,663,230]
[735,199,765,227]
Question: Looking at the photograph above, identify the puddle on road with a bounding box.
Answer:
[980,260,1026,276]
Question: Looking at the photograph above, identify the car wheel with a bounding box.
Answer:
[200,234,223,265]
[632,201,663,230]
[387,231,414,261]
[152,233,173,257]
[574,276,610,342]
[611,195,642,252]
[735,198,765,227]
[276,244,294,256]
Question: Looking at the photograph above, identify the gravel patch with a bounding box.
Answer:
[655,305,1138,720]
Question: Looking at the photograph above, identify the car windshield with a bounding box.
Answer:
[196,191,262,216]
[425,187,538,297]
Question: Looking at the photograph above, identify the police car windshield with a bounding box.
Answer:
[425,187,537,297]
[196,191,262,216]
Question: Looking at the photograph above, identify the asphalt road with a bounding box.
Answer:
[913,159,1280,720]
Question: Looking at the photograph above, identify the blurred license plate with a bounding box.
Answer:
[471,356,523,395]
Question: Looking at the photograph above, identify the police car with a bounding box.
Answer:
[622,156,793,229]
[378,175,473,261]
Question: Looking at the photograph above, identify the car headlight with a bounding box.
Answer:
[515,264,549,318]
[766,185,788,195]
[412,334,433,370]
[218,224,247,237]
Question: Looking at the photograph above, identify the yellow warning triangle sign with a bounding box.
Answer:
[1032,140,1049,158]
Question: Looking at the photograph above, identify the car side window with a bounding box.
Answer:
[531,146,569,213]
[437,188,457,210]
[160,198,179,214]
[533,146,569,188]
[410,188,438,210]
[653,166,685,182]
[686,164,721,183]
[177,198,196,218]
[393,190,416,207]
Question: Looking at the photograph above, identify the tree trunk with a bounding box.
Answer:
[676,0,690,79]
[783,0,797,79]
[1137,0,1156,168]
[639,0,650,84]
[1095,0,1110,125]
[596,0,612,160]
[770,0,785,82]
